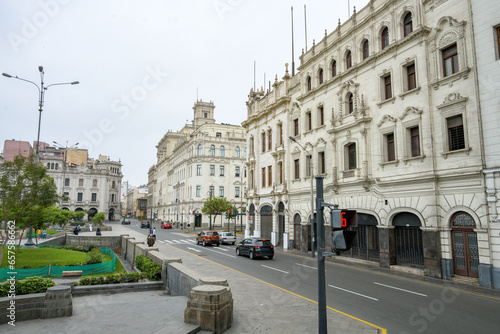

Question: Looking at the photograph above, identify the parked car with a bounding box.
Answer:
[236,238,274,260]
[141,221,150,229]
[196,230,220,246]
[161,221,172,229]
[122,218,131,225]
[219,231,237,245]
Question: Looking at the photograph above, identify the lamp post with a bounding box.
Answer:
[206,188,213,230]
[289,136,315,258]
[2,67,78,249]
[53,141,78,208]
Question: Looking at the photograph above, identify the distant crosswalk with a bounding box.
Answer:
[162,238,197,244]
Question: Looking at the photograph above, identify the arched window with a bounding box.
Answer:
[51,163,54,169]
[210,145,215,156]
[307,76,312,91]
[220,146,225,157]
[318,68,323,85]
[348,93,354,114]
[363,40,369,60]
[381,27,389,50]
[47,163,50,169]
[346,50,352,69]
[331,60,337,77]
[404,12,413,37]
[197,144,202,156]
[235,146,240,158]
[55,163,59,170]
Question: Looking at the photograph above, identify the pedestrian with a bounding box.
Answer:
[153,227,156,239]
[89,222,93,232]
[96,227,101,236]
[74,226,79,235]
[42,230,47,239]
[37,229,41,239]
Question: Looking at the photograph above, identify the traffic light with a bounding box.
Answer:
[330,210,357,252]
[153,213,157,219]
[226,210,230,219]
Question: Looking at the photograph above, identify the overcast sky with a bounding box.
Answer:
[0,0,369,186]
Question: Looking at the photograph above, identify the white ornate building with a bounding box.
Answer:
[148,100,246,229]
[41,147,123,221]
[243,0,498,287]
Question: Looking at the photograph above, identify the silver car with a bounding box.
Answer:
[219,232,237,245]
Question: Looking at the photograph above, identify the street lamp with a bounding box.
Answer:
[206,186,214,230]
[289,136,315,258]
[2,67,78,249]
[53,141,79,208]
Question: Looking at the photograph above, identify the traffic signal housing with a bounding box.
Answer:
[330,210,357,252]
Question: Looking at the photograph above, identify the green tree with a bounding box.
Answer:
[44,207,75,231]
[201,197,234,223]
[0,155,59,261]
[74,211,85,222]
[91,212,106,227]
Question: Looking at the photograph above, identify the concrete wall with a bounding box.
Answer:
[66,235,122,250]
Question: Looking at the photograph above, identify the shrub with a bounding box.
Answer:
[0,277,55,297]
[75,272,146,286]
[135,255,161,281]
[85,248,103,265]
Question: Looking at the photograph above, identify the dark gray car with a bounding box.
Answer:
[236,238,274,260]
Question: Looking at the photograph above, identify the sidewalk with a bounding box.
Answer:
[1,223,384,334]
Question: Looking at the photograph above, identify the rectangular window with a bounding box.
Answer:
[196,186,201,197]
[77,192,83,202]
[442,44,458,77]
[407,64,416,91]
[78,179,84,187]
[220,166,225,176]
[268,130,272,150]
[386,133,395,161]
[216,132,222,137]
[262,168,266,187]
[307,112,312,131]
[250,138,254,155]
[65,178,70,186]
[250,170,254,188]
[111,194,115,203]
[262,133,266,153]
[92,179,97,187]
[219,186,224,197]
[279,124,283,145]
[348,144,356,169]
[235,166,240,177]
[384,75,392,100]
[319,106,324,126]
[63,192,69,200]
[447,115,465,151]
[294,119,299,136]
[197,165,201,176]
[410,126,420,157]
[319,152,325,174]
[209,185,214,197]
[235,187,240,198]
[306,155,312,177]
[278,162,283,184]
[91,193,97,202]
[210,165,215,176]
[268,166,272,187]
[294,159,300,179]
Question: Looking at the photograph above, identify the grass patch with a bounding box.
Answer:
[0,248,113,268]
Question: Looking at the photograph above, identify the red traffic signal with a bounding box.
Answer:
[330,210,357,229]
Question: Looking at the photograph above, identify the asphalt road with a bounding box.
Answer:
[127,220,500,333]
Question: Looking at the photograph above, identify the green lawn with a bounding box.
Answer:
[1,248,114,269]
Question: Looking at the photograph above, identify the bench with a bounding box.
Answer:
[62,270,83,277]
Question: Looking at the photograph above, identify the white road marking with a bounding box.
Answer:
[173,232,190,237]
[187,247,201,253]
[328,285,379,301]
[261,265,289,274]
[295,263,318,270]
[164,240,173,244]
[373,282,428,297]
[157,240,165,244]
[203,248,237,258]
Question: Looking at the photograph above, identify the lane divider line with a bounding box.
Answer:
[328,284,379,301]
[373,282,428,297]
[261,265,289,274]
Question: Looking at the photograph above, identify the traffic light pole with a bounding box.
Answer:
[315,176,327,333]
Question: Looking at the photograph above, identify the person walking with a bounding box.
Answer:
[89,222,93,232]
[152,227,157,240]
[96,227,101,236]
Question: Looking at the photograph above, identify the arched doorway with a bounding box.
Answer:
[277,202,285,247]
[249,204,255,235]
[260,205,273,240]
[451,212,479,278]
[393,212,424,268]
[108,208,115,221]
[293,214,301,250]
[88,208,98,220]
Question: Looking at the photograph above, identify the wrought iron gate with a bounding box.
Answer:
[394,226,424,268]
[349,225,380,261]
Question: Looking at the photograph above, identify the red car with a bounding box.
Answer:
[161,222,172,229]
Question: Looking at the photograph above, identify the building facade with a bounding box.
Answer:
[243,0,497,287]
[41,147,123,221]
[148,100,246,229]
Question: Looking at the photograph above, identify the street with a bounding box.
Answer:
[126,220,500,333]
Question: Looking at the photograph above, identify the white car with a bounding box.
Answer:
[219,232,237,245]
